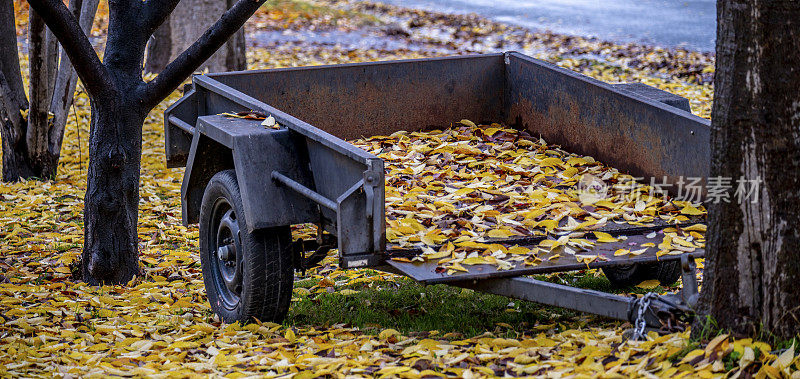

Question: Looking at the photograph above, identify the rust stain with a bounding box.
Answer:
[214,59,504,140]
[508,93,679,190]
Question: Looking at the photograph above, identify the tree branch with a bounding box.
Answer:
[139,0,266,110]
[27,0,112,98]
[139,0,181,35]
[49,0,100,154]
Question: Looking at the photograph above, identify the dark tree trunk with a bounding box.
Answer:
[0,131,37,179]
[145,17,172,74]
[0,0,28,181]
[82,98,144,285]
[224,0,246,71]
[0,0,98,181]
[699,0,800,339]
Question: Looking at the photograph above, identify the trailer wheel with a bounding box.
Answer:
[602,261,681,288]
[637,261,681,286]
[199,170,294,324]
[602,264,639,287]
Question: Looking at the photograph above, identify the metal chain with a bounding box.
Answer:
[632,292,658,341]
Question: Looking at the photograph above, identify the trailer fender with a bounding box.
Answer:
[181,132,234,225]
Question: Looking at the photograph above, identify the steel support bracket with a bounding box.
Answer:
[680,253,700,308]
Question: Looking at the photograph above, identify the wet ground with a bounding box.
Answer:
[372,0,717,52]
[251,0,715,87]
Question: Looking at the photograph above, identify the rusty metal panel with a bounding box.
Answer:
[504,52,710,197]
[208,54,506,140]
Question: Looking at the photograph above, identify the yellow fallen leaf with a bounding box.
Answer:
[771,342,794,369]
[536,219,559,231]
[705,334,728,355]
[424,249,452,260]
[636,279,660,289]
[594,231,620,243]
[285,328,296,343]
[462,256,489,265]
[539,157,563,167]
[740,346,755,368]
[459,119,477,128]
[487,229,514,238]
[679,349,705,364]
[680,205,705,215]
[682,224,707,232]
[379,329,400,341]
[449,263,469,272]
[484,127,502,136]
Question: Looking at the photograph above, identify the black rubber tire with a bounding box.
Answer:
[199,170,294,324]
[602,261,681,288]
[602,264,639,288]
[638,261,682,286]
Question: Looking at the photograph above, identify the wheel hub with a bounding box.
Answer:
[218,244,236,265]
[211,201,243,310]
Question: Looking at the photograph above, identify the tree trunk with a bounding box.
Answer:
[699,0,800,340]
[25,9,60,179]
[81,98,143,285]
[145,0,246,74]
[1,1,98,182]
[0,0,30,181]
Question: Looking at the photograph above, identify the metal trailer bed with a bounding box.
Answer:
[164,52,710,335]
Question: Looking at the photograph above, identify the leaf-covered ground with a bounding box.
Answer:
[2,0,799,377]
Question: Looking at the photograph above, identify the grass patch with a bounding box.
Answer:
[535,270,674,295]
[669,341,700,363]
[287,276,617,338]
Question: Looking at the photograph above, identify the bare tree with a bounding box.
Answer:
[145,0,246,74]
[25,0,266,285]
[0,0,99,181]
[700,0,800,339]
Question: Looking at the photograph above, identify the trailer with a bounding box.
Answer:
[164,52,710,338]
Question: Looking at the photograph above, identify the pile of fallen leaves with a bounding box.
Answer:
[351,121,705,273]
[2,1,799,378]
